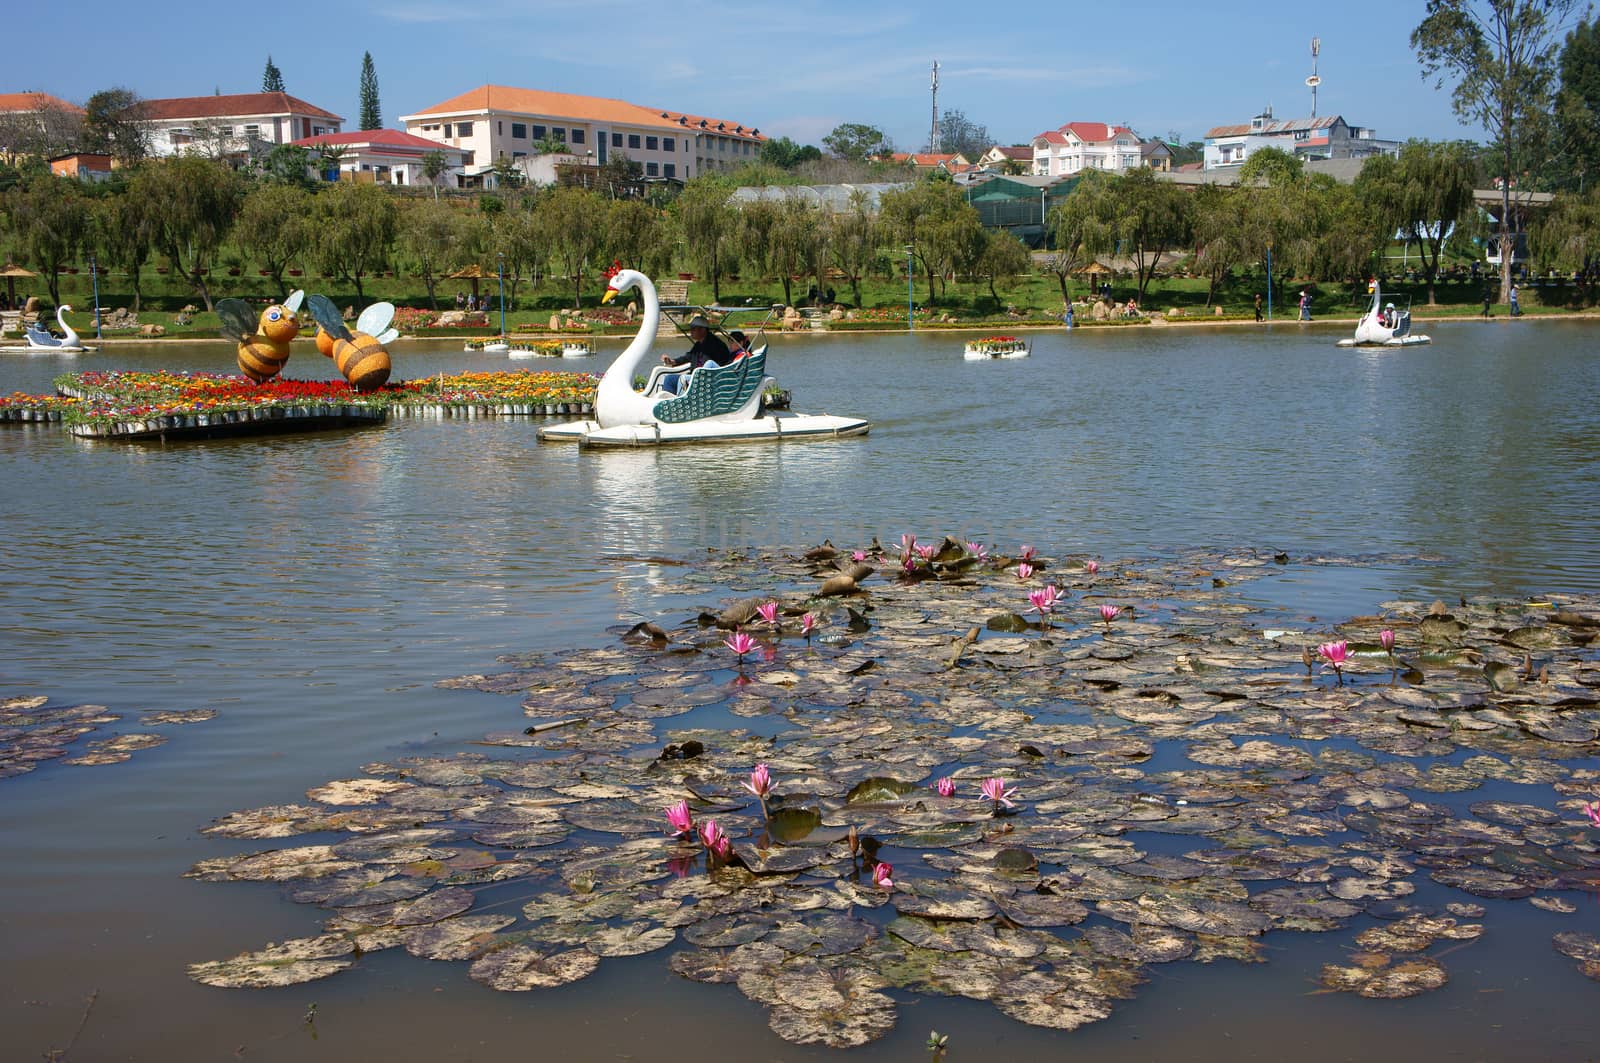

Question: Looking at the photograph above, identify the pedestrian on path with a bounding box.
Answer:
[1254,293,1263,322]
[1509,283,1521,317]
[1480,285,1492,318]
[1298,290,1311,321]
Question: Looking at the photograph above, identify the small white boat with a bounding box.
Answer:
[540,270,868,447]
[464,338,510,353]
[963,335,1029,360]
[560,339,593,357]
[1336,280,1431,348]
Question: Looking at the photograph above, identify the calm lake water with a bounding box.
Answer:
[2,320,1598,1061]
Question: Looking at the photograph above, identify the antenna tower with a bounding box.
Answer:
[1306,37,1322,117]
[930,60,940,153]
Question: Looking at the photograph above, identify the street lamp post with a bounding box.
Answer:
[1265,240,1274,321]
[89,253,102,340]
[497,253,506,340]
[906,245,914,333]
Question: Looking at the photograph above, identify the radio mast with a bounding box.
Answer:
[930,60,940,153]
[1306,37,1322,117]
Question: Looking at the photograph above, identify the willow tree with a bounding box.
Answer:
[493,201,544,303]
[1413,0,1580,299]
[675,175,737,302]
[974,229,1031,309]
[879,178,979,298]
[542,184,607,308]
[6,174,87,304]
[399,198,479,309]
[825,188,880,308]
[312,181,395,302]
[91,191,155,312]
[1356,140,1480,302]
[128,156,244,311]
[235,182,311,295]
[1529,185,1600,274]
[769,198,825,306]
[1061,168,1190,302]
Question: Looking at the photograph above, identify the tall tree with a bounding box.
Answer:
[262,56,286,93]
[823,123,891,163]
[1413,0,1580,299]
[1554,17,1600,190]
[81,89,149,164]
[542,185,608,308]
[128,156,244,311]
[758,136,821,169]
[0,98,82,161]
[1064,168,1191,302]
[1044,181,1098,305]
[258,144,315,188]
[494,202,543,302]
[675,175,738,302]
[1190,183,1254,307]
[974,229,1030,308]
[1356,140,1480,302]
[604,197,671,279]
[312,181,395,302]
[398,198,477,309]
[91,191,155,312]
[768,198,826,306]
[358,51,381,131]
[929,109,990,159]
[1529,185,1600,273]
[825,188,880,308]
[235,183,312,294]
[6,175,87,304]
[422,150,453,198]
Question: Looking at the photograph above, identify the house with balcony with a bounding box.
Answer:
[140,92,343,159]
[1203,108,1399,170]
[398,85,763,187]
[1031,122,1145,178]
[291,129,471,187]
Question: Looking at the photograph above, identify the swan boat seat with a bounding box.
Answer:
[652,348,768,423]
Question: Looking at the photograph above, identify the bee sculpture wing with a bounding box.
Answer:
[356,301,396,338]
[306,294,352,341]
[282,290,306,314]
[373,328,400,345]
[216,298,258,343]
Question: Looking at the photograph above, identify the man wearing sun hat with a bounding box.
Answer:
[658,314,731,393]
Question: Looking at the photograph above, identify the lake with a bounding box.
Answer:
[2,319,1597,1060]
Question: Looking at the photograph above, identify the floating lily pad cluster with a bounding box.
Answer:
[0,695,214,779]
[188,542,1600,1047]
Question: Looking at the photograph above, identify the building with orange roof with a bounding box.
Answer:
[139,92,342,159]
[398,85,763,186]
[1030,122,1146,178]
[888,151,972,174]
[0,92,85,163]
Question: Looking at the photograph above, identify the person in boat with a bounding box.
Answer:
[727,330,750,357]
[1381,302,1396,328]
[659,315,731,393]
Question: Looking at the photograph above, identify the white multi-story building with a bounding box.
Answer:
[1030,122,1143,178]
[290,130,471,187]
[1203,108,1399,170]
[399,85,764,185]
[140,92,343,158]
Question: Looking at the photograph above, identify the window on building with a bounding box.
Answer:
[663,137,674,152]
[456,122,473,137]
[531,125,545,140]
[663,163,675,179]
[462,151,474,165]
[497,121,503,135]
[646,162,659,176]
[551,127,565,142]
[512,151,526,159]
[243,124,260,139]
[512,123,526,139]
[628,134,640,149]
[646,136,658,150]
[569,128,584,144]
[612,132,622,147]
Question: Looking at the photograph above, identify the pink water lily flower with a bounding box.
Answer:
[724,630,757,658]
[965,541,989,561]
[1019,544,1037,562]
[699,819,731,862]
[756,601,779,626]
[800,612,817,640]
[1583,801,1600,828]
[1099,604,1121,627]
[744,763,773,800]
[899,533,917,556]
[1028,585,1061,626]
[1318,640,1350,686]
[1379,629,1396,655]
[901,552,918,574]
[935,777,956,798]
[916,543,937,560]
[851,550,867,562]
[665,800,694,837]
[1016,562,1034,581]
[1085,559,1099,575]
[872,861,895,892]
[981,776,1017,809]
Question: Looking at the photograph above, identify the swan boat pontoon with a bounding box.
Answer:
[1,305,94,353]
[1336,280,1431,348]
[963,335,1029,359]
[538,270,869,447]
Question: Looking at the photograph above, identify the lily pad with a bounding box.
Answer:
[188,935,355,988]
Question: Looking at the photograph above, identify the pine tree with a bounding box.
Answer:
[262,56,285,94]
[358,52,381,130]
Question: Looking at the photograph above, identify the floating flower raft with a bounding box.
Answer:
[185,541,1600,1047]
[0,370,598,439]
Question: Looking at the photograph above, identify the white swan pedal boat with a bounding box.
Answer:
[1,305,94,353]
[538,270,869,447]
[963,336,1029,359]
[1335,280,1431,348]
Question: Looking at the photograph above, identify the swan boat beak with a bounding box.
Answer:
[602,289,618,304]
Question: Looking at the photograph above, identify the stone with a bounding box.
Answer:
[139,324,166,337]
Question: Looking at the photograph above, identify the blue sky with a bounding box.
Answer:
[17,0,1486,150]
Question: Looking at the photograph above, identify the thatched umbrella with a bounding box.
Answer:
[444,264,488,304]
[0,263,36,309]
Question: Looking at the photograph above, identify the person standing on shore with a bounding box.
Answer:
[1254,293,1263,322]
[1298,290,1311,321]
[1509,283,1521,317]
[1481,285,1493,318]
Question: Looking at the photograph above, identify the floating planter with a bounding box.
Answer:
[186,541,1600,1047]
[0,371,600,440]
